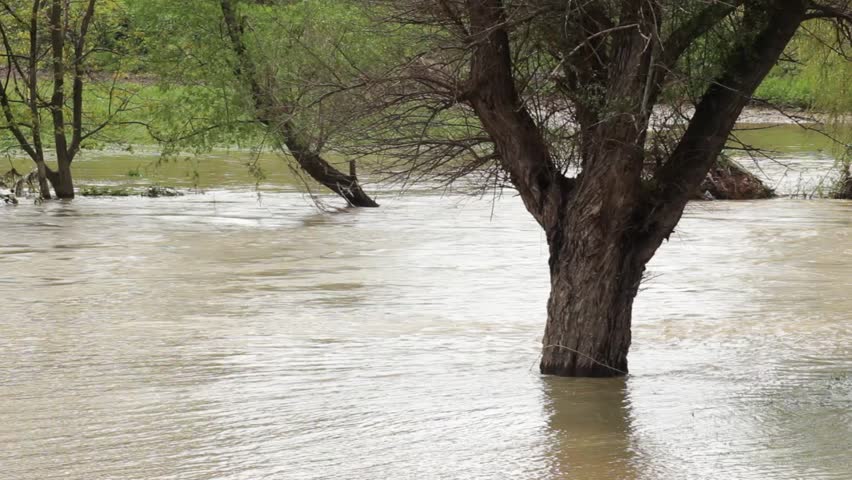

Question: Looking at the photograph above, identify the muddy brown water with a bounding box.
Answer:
[1,126,851,479]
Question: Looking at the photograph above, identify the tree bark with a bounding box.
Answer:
[47,161,74,199]
[48,0,73,199]
[541,221,644,376]
[281,131,378,207]
[35,161,52,199]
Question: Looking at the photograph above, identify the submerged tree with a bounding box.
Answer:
[219,0,378,207]
[0,0,132,199]
[355,0,852,376]
[834,161,852,198]
[127,0,380,207]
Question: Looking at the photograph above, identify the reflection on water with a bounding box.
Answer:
[544,378,639,480]
[2,128,851,479]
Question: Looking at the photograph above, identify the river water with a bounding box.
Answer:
[1,126,851,479]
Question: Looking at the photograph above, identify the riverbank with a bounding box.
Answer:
[2,112,848,201]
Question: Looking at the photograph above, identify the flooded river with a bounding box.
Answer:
[1,125,851,479]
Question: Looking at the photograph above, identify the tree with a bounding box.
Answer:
[835,162,852,198]
[0,0,130,199]
[358,0,851,376]
[219,0,377,207]
[125,0,380,207]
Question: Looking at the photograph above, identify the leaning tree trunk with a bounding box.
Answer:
[219,0,378,208]
[281,128,378,208]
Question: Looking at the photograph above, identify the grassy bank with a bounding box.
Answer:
[754,26,851,112]
[754,70,849,111]
[0,80,262,154]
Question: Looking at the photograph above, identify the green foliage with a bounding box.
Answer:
[2,0,849,178]
[755,75,815,108]
[123,0,401,155]
[0,0,158,158]
[755,23,852,113]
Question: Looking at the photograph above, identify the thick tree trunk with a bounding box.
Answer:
[465,0,647,378]
[539,173,646,377]
[47,161,74,199]
[459,0,806,378]
[541,247,643,377]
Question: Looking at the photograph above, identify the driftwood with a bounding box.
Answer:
[2,168,39,203]
[646,157,774,201]
[697,159,774,200]
[1,169,20,204]
[1,192,16,204]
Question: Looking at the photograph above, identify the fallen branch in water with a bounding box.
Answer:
[2,168,40,203]
[79,185,185,198]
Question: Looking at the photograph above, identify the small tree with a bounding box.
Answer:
[219,0,378,207]
[358,0,851,376]
[126,0,380,207]
[0,0,130,199]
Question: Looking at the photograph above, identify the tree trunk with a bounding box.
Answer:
[540,207,645,377]
[281,134,378,208]
[35,161,52,200]
[48,161,74,199]
[458,0,806,378]
[833,165,852,200]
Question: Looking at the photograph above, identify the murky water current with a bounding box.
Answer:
[1,126,851,479]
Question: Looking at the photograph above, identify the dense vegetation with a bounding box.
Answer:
[756,21,851,111]
[2,1,848,153]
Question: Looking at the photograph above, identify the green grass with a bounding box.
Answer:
[0,80,263,154]
[754,37,851,114]
[754,75,817,109]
